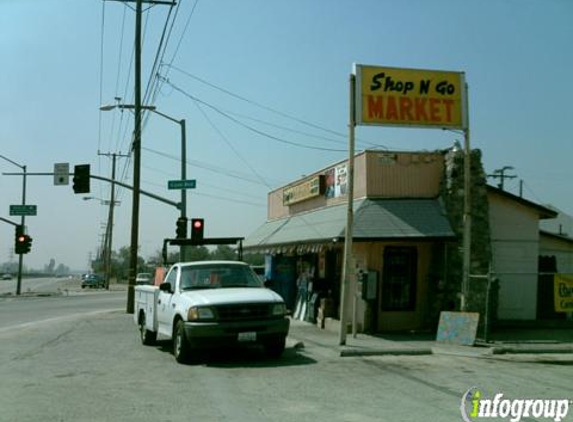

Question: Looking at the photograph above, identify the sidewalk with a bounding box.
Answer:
[286,318,573,360]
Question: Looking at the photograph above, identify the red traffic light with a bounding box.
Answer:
[190,218,204,242]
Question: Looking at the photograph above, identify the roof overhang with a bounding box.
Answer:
[244,198,455,253]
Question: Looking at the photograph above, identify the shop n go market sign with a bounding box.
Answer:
[354,64,467,130]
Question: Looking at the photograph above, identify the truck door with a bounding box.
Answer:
[157,266,179,337]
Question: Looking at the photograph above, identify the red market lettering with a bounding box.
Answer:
[367,94,454,124]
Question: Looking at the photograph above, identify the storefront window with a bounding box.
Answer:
[381,247,417,311]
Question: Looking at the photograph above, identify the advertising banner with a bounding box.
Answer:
[354,64,467,129]
[554,274,573,312]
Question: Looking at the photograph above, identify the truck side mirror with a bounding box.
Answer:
[159,282,172,293]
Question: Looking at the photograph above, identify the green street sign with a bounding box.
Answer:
[10,205,37,216]
[168,179,196,190]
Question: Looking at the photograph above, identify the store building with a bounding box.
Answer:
[245,150,456,332]
[245,148,564,332]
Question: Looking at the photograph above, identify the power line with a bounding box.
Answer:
[142,146,283,186]
[162,63,389,150]
[163,63,349,139]
[141,179,265,208]
[159,76,347,152]
[190,96,275,191]
[142,164,265,200]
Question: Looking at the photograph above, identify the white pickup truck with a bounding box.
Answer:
[134,260,290,363]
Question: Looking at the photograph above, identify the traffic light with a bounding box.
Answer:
[15,226,32,254]
[176,217,188,239]
[73,164,90,194]
[191,218,204,242]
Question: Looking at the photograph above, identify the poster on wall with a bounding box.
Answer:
[554,274,573,312]
[324,168,335,199]
[318,251,326,279]
[335,164,347,197]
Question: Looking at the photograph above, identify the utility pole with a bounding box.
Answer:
[98,151,128,289]
[123,0,144,314]
[339,73,356,346]
[488,166,517,191]
[0,154,27,295]
[100,0,176,313]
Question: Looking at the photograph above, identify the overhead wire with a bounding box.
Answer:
[143,163,265,201]
[190,97,275,191]
[159,76,347,153]
[97,0,107,203]
[142,146,282,187]
[162,63,389,150]
[142,179,265,208]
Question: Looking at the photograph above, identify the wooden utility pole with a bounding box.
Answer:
[98,152,129,289]
[339,74,356,345]
[488,166,517,191]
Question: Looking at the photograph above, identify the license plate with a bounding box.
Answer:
[238,332,257,342]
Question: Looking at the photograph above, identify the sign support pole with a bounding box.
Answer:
[16,165,27,296]
[461,81,471,311]
[339,74,356,346]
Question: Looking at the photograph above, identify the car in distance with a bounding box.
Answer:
[135,272,153,285]
[2,273,12,280]
[81,274,105,289]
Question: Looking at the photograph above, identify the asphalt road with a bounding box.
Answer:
[0,293,125,332]
[1,295,572,422]
[0,276,79,295]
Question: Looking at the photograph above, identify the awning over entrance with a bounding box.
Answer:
[244,198,455,253]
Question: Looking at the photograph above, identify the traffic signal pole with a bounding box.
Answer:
[15,165,27,295]
[0,154,27,296]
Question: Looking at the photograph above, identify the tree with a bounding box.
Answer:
[210,245,237,261]
[243,253,265,266]
[45,258,56,274]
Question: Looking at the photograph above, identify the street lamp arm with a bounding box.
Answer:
[148,108,182,125]
[100,103,182,125]
[0,154,24,170]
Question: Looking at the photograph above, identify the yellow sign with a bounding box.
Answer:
[354,65,467,129]
[283,176,324,206]
[554,274,573,312]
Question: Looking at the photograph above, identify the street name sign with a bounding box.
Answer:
[10,205,37,216]
[168,179,196,190]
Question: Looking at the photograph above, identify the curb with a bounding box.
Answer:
[492,345,573,355]
[340,347,433,357]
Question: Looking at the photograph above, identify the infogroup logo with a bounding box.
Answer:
[461,387,571,422]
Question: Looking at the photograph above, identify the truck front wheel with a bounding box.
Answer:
[173,320,191,363]
[264,336,286,358]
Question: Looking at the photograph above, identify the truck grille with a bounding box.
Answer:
[216,303,272,321]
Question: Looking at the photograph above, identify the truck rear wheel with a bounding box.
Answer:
[173,320,191,363]
[139,313,156,346]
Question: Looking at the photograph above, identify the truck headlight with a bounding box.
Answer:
[188,306,215,321]
[271,303,286,316]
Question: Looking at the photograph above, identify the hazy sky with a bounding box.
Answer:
[1,0,572,271]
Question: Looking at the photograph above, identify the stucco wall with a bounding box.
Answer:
[489,192,540,320]
[540,234,573,274]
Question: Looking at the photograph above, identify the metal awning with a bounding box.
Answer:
[244,198,455,253]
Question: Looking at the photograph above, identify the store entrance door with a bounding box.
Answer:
[378,246,418,331]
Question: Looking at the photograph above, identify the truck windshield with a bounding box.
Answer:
[179,264,263,290]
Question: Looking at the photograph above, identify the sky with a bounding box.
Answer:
[1,0,572,271]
